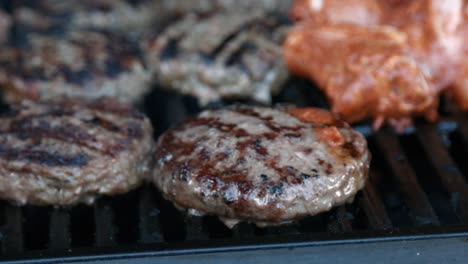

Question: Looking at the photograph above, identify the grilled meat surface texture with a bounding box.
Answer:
[0,99,154,205]
[14,0,160,34]
[450,2,468,110]
[0,28,151,103]
[284,0,463,130]
[157,0,292,15]
[153,105,370,228]
[144,11,290,105]
[283,23,439,131]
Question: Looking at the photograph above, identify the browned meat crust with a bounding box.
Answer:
[14,0,159,34]
[0,29,151,103]
[153,105,370,227]
[0,98,154,205]
[144,11,290,105]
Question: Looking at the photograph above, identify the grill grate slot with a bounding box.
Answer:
[112,191,139,245]
[70,205,95,248]
[203,216,233,239]
[23,206,50,251]
[414,125,468,223]
[2,205,23,255]
[399,132,460,225]
[94,199,116,247]
[358,167,393,230]
[328,206,353,233]
[159,199,186,242]
[262,223,301,236]
[185,216,209,241]
[448,126,468,184]
[375,131,440,226]
[49,208,70,252]
[232,222,256,239]
[138,185,163,244]
[298,215,327,234]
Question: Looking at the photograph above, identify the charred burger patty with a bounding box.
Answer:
[0,98,154,205]
[153,105,370,227]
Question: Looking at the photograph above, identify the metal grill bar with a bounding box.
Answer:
[263,224,301,236]
[328,206,353,233]
[359,167,392,230]
[415,125,468,223]
[2,205,23,254]
[94,200,116,247]
[232,223,256,239]
[49,208,70,252]
[375,131,440,226]
[138,186,163,243]
[185,216,208,241]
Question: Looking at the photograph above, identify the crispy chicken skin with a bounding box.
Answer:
[283,23,438,130]
[285,0,463,128]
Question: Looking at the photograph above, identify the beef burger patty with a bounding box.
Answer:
[0,29,151,103]
[0,98,154,205]
[144,11,290,105]
[153,105,370,227]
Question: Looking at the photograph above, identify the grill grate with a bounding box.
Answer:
[1,77,467,262]
[0,63,467,263]
[1,78,468,262]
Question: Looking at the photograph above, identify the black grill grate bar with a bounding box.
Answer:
[415,124,468,223]
[48,208,70,252]
[94,200,116,247]
[185,216,209,241]
[138,185,163,244]
[359,168,393,230]
[327,206,353,233]
[2,205,23,254]
[375,131,440,226]
[263,223,301,236]
[232,223,256,239]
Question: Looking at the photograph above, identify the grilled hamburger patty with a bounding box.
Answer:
[144,11,290,105]
[0,99,154,205]
[0,29,151,103]
[153,105,370,227]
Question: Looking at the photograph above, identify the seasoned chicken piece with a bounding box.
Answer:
[289,0,463,91]
[383,0,463,91]
[283,23,438,130]
[450,3,468,110]
[285,0,463,128]
[289,0,382,25]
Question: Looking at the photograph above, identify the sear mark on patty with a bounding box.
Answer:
[0,146,89,167]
